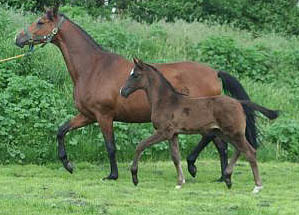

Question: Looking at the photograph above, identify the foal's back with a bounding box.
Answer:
[165,95,246,136]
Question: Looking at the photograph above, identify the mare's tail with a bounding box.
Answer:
[240,101,279,120]
[217,71,258,149]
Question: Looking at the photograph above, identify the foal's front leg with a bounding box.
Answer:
[131,132,166,186]
[169,134,185,189]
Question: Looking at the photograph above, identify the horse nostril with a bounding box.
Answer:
[120,87,123,95]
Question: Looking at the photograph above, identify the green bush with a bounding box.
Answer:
[188,36,273,82]
[0,73,71,163]
[266,120,299,162]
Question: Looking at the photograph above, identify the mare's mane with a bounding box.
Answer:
[59,13,106,51]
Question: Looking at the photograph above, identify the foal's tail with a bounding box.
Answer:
[240,101,279,120]
[217,71,258,149]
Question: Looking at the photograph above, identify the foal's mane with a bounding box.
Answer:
[59,13,106,51]
[143,62,187,96]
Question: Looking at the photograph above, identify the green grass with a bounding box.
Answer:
[0,160,298,215]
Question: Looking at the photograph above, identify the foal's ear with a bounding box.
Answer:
[133,57,139,65]
[133,57,146,70]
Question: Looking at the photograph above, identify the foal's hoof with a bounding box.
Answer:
[187,160,197,178]
[132,175,139,186]
[175,185,182,189]
[63,161,73,174]
[102,173,118,181]
[224,175,232,189]
[225,181,232,189]
[252,186,263,194]
[175,180,185,189]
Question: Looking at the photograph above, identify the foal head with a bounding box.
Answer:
[16,4,64,48]
[120,58,153,98]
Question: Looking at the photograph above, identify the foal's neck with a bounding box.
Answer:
[145,70,180,112]
[52,17,107,83]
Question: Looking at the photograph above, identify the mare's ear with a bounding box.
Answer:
[53,1,60,17]
[45,2,59,20]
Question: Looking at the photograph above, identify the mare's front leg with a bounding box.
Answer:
[131,132,166,186]
[57,113,94,173]
[187,134,214,177]
[96,115,118,180]
[169,134,185,189]
[213,138,228,182]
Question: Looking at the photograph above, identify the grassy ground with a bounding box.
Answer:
[0,160,298,215]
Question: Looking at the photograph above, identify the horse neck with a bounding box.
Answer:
[52,18,106,84]
[144,70,179,111]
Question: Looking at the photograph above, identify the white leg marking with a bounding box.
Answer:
[175,185,182,189]
[252,185,263,194]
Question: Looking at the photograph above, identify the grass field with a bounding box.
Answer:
[0,160,298,215]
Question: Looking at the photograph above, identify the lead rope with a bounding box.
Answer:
[0,45,35,64]
[0,16,65,64]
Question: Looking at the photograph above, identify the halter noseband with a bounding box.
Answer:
[24,16,65,48]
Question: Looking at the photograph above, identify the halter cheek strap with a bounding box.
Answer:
[24,16,65,48]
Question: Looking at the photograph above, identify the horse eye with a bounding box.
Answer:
[37,20,44,25]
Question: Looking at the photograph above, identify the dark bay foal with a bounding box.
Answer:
[120,58,279,193]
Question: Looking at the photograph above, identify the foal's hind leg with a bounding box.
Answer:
[169,135,185,189]
[233,137,262,193]
[187,134,214,177]
[57,113,94,173]
[241,140,262,193]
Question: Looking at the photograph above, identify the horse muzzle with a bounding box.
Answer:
[120,86,136,98]
[15,33,27,48]
[120,87,129,98]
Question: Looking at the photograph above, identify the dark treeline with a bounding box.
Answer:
[0,0,298,35]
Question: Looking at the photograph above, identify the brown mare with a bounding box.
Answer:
[15,6,257,181]
[120,58,279,193]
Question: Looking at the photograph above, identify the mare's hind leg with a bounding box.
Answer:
[169,134,185,189]
[213,137,228,182]
[187,134,214,177]
[223,149,241,189]
[57,113,94,173]
[131,132,166,186]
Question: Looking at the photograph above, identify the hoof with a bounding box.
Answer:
[223,173,232,189]
[224,178,232,189]
[63,161,73,174]
[175,185,182,189]
[187,160,197,178]
[225,182,232,189]
[252,185,263,194]
[102,174,118,181]
[132,175,138,186]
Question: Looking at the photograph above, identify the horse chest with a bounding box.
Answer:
[73,86,96,116]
